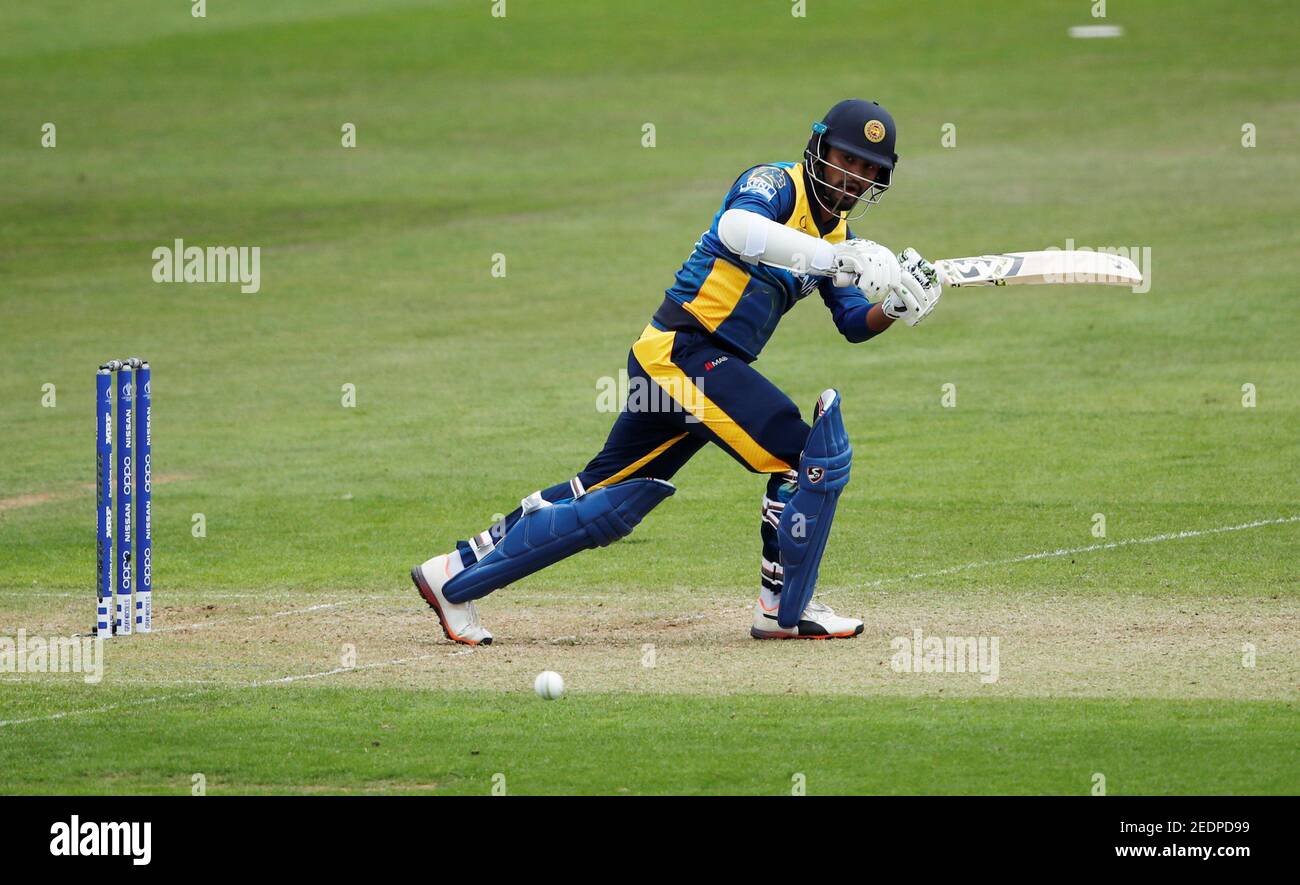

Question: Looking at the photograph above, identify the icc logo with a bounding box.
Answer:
[123,383,132,398]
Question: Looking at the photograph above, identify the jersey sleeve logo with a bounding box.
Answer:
[737,166,788,202]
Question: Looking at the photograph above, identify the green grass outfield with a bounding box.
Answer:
[1,1,1297,794]
[3,689,1295,795]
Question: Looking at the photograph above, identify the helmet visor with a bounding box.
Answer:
[804,133,892,221]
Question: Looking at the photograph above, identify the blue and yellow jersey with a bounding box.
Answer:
[652,162,878,362]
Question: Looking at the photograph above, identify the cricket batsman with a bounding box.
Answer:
[413,99,942,645]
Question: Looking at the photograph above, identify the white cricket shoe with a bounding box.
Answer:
[750,597,863,640]
[410,553,493,646]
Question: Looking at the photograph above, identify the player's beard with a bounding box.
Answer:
[830,187,860,214]
[812,163,862,215]
[817,180,859,215]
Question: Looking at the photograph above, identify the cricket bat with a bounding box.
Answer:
[934,250,1143,288]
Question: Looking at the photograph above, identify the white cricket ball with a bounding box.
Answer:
[533,670,564,700]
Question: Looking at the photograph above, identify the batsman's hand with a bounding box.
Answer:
[830,238,901,298]
[882,247,943,326]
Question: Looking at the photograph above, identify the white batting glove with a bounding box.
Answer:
[830,238,901,299]
[882,247,943,326]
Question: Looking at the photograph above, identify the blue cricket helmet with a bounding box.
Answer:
[805,99,898,219]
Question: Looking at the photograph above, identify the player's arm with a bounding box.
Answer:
[717,170,942,328]
[717,210,892,290]
[717,207,837,276]
[716,167,832,273]
[716,167,872,284]
[814,236,903,342]
[817,280,893,342]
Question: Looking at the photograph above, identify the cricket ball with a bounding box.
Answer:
[533,670,564,700]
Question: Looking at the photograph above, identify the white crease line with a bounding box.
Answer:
[861,515,1300,589]
[0,653,441,728]
[253,654,440,686]
[118,597,389,635]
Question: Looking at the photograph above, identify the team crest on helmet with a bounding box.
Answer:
[864,120,886,143]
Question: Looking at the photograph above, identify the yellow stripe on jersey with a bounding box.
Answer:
[631,326,793,473]
[681,258,750,333]
[787,162,848,244]
[586,431,690,492]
